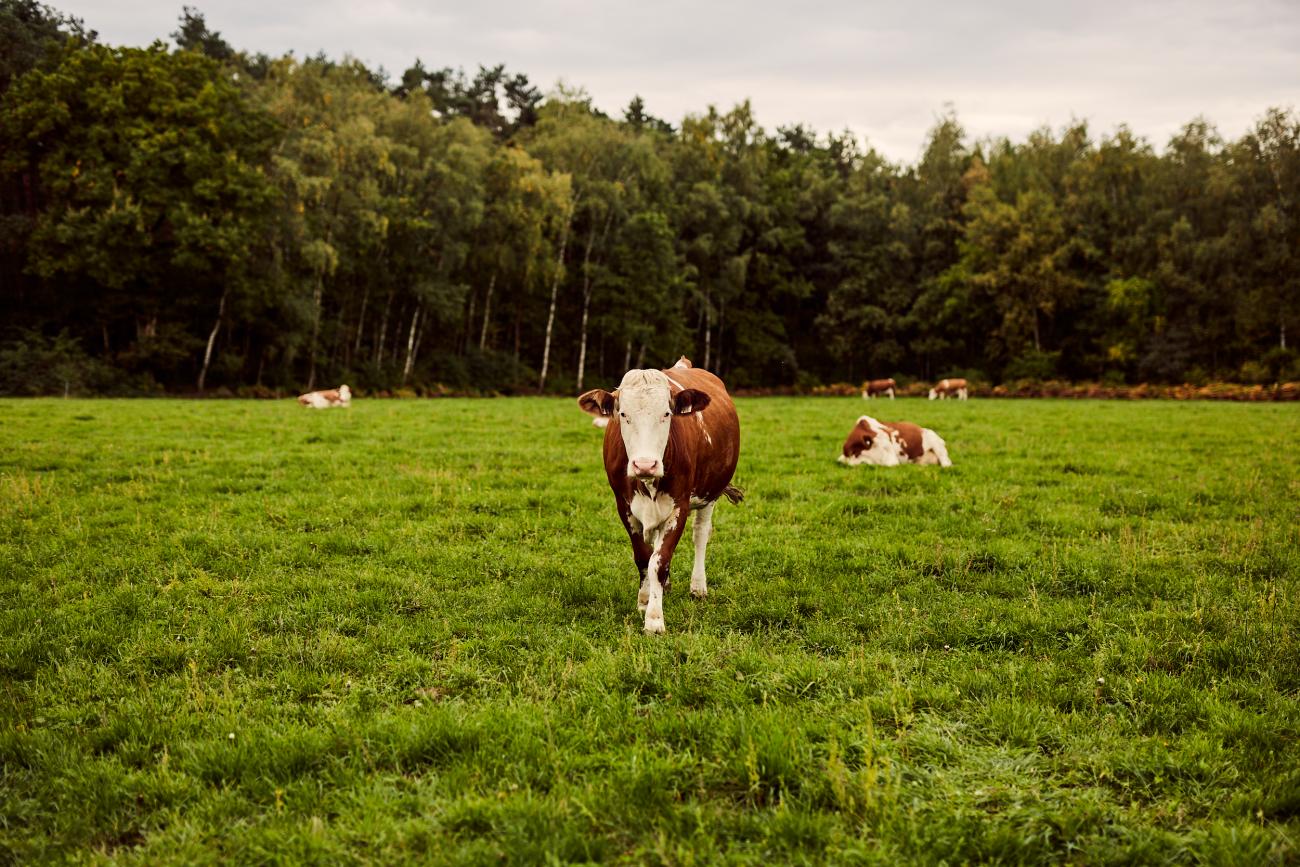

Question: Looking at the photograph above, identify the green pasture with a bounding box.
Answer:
[1,397,1297,864]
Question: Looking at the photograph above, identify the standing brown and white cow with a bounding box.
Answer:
[928,378,968,400]
[862,378,897,399]
[578,357,742,634]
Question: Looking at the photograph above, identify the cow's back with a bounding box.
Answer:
[662,366,739,501]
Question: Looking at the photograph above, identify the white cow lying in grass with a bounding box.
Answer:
[838,415,952,466]
[297,385,351,409]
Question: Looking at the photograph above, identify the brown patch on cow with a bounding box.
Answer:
[886,421,925,460]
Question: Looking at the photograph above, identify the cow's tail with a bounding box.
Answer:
[721,484,744,505]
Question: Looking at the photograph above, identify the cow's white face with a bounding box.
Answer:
[615,372,675,479]
[577,369,711,481]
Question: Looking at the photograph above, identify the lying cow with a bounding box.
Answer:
[839,415,952,466]
[578,357,742,634]
[297,384,352,409]
[862,378,897,399]
[928,378,968,400]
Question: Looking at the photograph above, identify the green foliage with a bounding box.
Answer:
[1,397,1297,861]
[0,0,93,93]
[0,329,157,395]
[1,5,1298,393]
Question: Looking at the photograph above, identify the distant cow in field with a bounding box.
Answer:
[862,378,897,399]
[928,378,968,400]
[839,415,952,466]
[578,356,742,634]
[298,385,352,409]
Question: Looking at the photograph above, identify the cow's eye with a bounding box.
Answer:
[663,412,670,418]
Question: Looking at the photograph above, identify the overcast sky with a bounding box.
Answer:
[58,0,1300,164]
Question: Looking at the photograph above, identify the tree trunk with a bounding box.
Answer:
[198,286,228,392]
[715,298,724,377]
[538,204,575,392]
[402,304,421,384]
[306,279,323,391]
[574,224,599,391]
[576,210,616,392]
[375,290,393,367]
[328,302,346,374]
[479,271,497,350]
[623,339,632,372]
[412,316,427,376]
[576,289,593,391]
[636,343,646,369]
[353,284,369,361]
[703,285,712,370]
[463,287,476,355]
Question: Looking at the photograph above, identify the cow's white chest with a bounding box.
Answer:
[630,489,676,536]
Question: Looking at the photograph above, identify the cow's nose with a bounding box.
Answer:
[631,459,659,477]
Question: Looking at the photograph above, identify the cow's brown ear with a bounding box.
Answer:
[578,389,615,417]
[673,388,710,415]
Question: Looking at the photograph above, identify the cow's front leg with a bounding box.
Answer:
[690,501,715,598]
[618,500,654,612]
[632,534,652,613]
[643,502,688,634]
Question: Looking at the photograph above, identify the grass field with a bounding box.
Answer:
[2,396,1298,865]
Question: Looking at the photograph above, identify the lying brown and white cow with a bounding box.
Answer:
[297,384,352,409]
[578,357,742,634]
[862,378,897,399]
[928,378,968,400]
[839,415,952,466]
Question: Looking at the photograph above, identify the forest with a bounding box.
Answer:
[1,1,1297,395]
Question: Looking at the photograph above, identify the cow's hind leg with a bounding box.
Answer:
[690,501,716,598]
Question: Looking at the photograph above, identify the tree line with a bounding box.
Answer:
[2,1,1297,396]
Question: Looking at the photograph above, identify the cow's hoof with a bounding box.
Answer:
[644,617,665,635]
[690,587,707,599]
